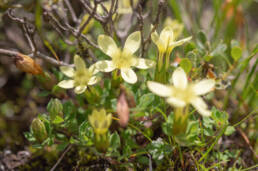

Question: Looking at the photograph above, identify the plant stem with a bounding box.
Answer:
[233,109,258,127]
[112,116,152,142]
[198,125,227,162]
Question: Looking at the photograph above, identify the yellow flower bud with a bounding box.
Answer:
[88,109,112,135]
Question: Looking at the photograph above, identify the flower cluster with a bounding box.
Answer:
[56,22,215,142]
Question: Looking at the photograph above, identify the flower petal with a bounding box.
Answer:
[89,64,99,75]
[60,66,74,77]
[134,58,156,69]
[171,67,188,89]
[124,31,141,54]
[74,55,86,71]
[106,113,112,128]
[74,85,87,94]
[151,30,160,46]
[190,97,211,116]
[88,114,94,128]
[88,76,98,85]
[192,79,215,95]
[160,26,173,48]
[166,97,186,108]
[169,36,192,47]
[98,34,118,57]
[94,60,116,72]
[121,68,137,84]
[147,81,172,97]
[58,80,74,89]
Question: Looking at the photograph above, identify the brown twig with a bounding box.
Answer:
[64,0,78,24]
[137,4,144,57]
[236,127,258,159]
[0,48,71,66]
[142,0,165,57]
[79,0,106,24]
[50,144,73,171]
[77,0,99,37]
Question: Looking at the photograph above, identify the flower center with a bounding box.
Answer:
[172,86,195,104]
[112,49,134,69]
[74,69,92,86]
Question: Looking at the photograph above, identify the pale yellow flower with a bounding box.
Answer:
[88,109,112,135]
[151,26,192,55]
[94,31,155,84]
[58,55,99,94]
[164,18,184,40]
[147,67,215,116]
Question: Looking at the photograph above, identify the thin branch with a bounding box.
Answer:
[22,19,37,54]
[50,144,73,171]
[0,48,19,56]
[137,4,144,57]
[0,48,72,66]
[77,1,98,37]
[64,0,78,23]
[79,0,106,23]
[7,9,39,54]
[44,11,99,49]
[142,0,165,57]
[35,52,73,66]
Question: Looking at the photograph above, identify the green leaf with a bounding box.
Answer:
[147,138,173,162]
[211,108,229,127]
[180,58,192,73]
[231,46,242,61]
[252,44,258,54]
[224,126,235,136]
[79,121,94,145]
[211,44,227,56]
[197,31,207,44]
[137,156,149,165]
[137,93,155,109]
[52,115,64,124]
[109,132,121,150]
[204,55,213,62]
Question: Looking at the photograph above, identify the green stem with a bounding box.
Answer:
[239,164,258,171]
[198,125,227,162]
[112,116,152,142]
[233,109,258,127]
[177,144,184,168]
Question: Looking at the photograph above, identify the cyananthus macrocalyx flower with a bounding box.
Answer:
[147,67,215,116]
[58,55,99,94]
[151,26,192,55]
[89,109,112,135]
[94,31,155,84]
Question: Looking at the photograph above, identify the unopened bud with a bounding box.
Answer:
[15,53,43,75]
[47,98,63,121]
[117,91,129,127]
[31,118,47,143]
